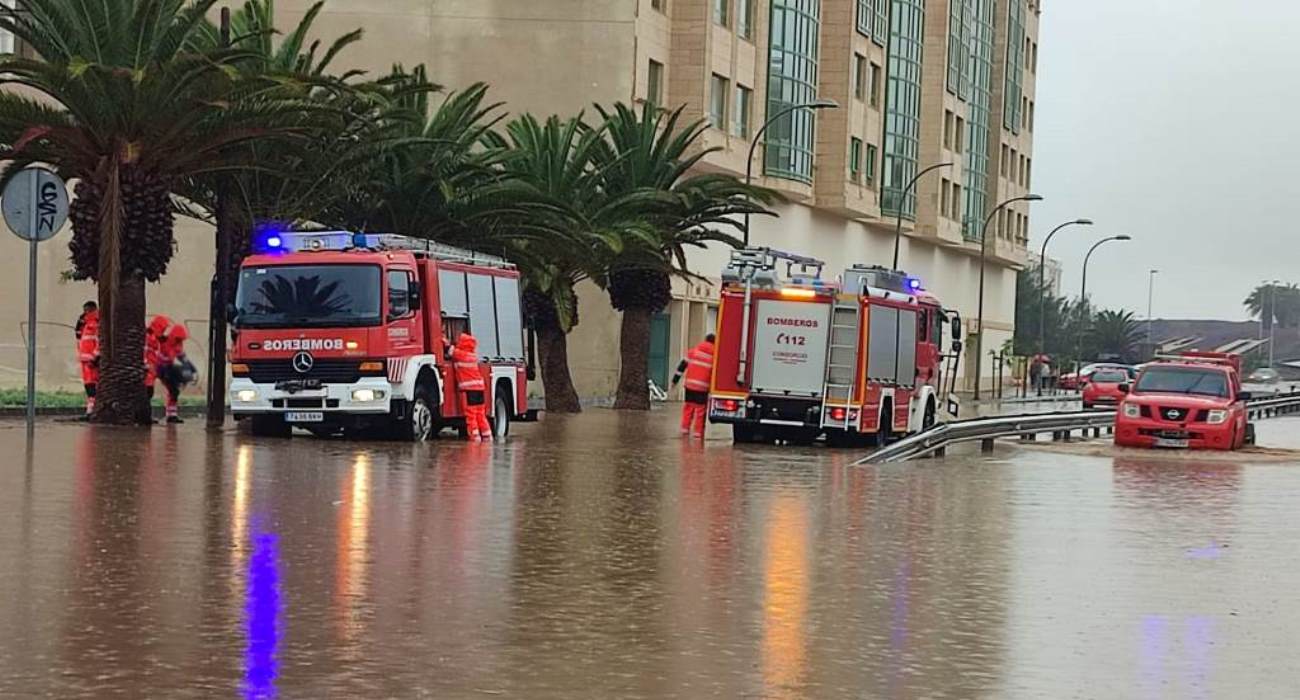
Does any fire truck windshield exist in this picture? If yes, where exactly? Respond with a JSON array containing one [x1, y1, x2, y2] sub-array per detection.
[[235, 264, 383, 328]]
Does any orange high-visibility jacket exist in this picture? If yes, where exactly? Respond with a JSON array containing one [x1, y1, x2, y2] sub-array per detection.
[[450, 333, 486, 392], [681, 340, 715, 393]]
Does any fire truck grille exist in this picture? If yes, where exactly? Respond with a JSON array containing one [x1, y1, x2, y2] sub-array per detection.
[[246, 360, 362, 384]]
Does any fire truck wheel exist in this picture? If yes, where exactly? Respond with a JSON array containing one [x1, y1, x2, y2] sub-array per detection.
[[874, 404, 893, 447], [492, 394, 512, 439], [396, 383, 438, 442], [923, 400, 937, 431], [250, 415, 292, 438]]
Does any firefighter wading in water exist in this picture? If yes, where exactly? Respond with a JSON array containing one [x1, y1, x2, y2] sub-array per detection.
[[447, 332, 493, 441], [75, 301, 99, 418], [671, 333, 715, 439]]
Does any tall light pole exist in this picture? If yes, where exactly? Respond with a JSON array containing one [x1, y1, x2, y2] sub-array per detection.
[[743, 98, 839, 245], [1037, 218, 1093, 392], [891, 162, 953, 269], [974, 193, 1043, 400], [1146, 269, 1159, 351], [1080, 234, 1132, 303]]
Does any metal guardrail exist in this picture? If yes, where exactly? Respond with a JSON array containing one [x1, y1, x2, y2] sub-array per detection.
[[857, 391, 1300, 465]]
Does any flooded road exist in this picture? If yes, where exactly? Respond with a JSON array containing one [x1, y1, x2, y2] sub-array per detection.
[[2, 411, 1300, 698]]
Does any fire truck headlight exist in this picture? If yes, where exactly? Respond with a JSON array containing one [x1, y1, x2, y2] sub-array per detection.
[[351, 389, 385, 403], [235, 390, 258, 403]]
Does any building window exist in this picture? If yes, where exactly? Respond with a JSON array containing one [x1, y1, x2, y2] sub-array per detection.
[[1019, 154, 1027, 186], [955, 115, 965, 153], [1025, 157, 1032, 187], [869, 62, 882, 107], [714, 0, 730, 27], [1009, 148, 1018, 181], [738, 0, 754, 38], [651, 0, 666, 12], [1022, 96, 1029, 130], [647, 59, 664, 106], [765, 0, 822, 182], [882, 0, 925, 219], [733, 84, 752, 137], [1004, 0, 1026, 133], [709, 74, 729, 130], [850, 137, 863, 181], [951, 182, 962, 219], [940, 178, 951, 218], [856, 0, 871, 37], [943, 111, 954, 150], [1000, 144, 1009, 177], [872, 0, 888, 46], [866, 143, 877, 184], [960, 0, 995, 241], [853, 54, 867, 100], [1032, 42, 1039, 72], [1028, 100, 1035, 131]]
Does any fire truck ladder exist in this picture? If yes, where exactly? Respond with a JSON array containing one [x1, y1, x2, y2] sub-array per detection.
[[820, 296, 863, 431]]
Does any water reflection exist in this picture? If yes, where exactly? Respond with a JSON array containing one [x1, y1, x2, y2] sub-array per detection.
[[243, 528, 282, 700], [335, 452, 372, 646], [761, 492, 810, 700]]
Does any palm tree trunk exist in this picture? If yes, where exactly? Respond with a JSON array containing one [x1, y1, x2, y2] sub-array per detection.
[[95, 275, 150, 424], [91, 156, 151, 425], [537, 325, 582, 413], [613, 308, 652, 410]]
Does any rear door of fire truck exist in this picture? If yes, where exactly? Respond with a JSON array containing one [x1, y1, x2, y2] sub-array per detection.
[[748, 295, 832, 398]]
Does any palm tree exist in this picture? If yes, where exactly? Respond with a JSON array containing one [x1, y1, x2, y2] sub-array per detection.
[[0, 0, 315, 424], [1090, 310, 1141, 361], [1244, 284, 1278, 331], [589, 103, 774, 410]]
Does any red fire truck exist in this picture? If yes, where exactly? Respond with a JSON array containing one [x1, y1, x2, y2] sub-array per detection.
[[229, 231, 529, 440], [708, 248, 962, 446]]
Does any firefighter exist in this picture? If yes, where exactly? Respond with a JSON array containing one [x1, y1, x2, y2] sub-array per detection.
[[671, 333, 715, 439], [447, 332, 492, 441], [75, 302, 99, 418], [158, 323, 197, 424]]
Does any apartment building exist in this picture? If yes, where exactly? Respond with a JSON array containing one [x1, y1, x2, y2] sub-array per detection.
[[0, 0, 1043, 397]]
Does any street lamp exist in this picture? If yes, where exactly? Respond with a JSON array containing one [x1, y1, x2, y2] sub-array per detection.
[[1036, 218, 1093, 393], [1146, 269, 1159, 349], [891, 162, 954, 270], [974, 193, 1044, 400], [1080, 234, 1132, 303], [743, 98, 839, 245]]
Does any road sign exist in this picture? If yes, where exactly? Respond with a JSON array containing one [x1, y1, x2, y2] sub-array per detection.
[[1, 167, 70, 430], [3, 168, 69, 242]]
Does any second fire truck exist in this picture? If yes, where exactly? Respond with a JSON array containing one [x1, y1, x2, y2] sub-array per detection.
[[708, 248, 962, 446]]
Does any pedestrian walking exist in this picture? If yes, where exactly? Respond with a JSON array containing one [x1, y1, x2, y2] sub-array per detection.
[[447, 332, 492, 441], [75, 302, 99, 418], [671, 333, 715, 439]]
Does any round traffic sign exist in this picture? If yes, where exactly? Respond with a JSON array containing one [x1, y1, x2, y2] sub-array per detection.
[[3, 167, 69, 242]]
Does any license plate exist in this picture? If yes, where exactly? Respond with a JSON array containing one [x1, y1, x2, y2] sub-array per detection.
[[1154, 437, 1189, 448], [285, 411, 324, 423]]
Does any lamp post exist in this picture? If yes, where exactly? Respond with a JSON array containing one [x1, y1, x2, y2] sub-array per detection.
[[1036, 218, 1093, 394], [891, 162, 953, 270], [743, 98, 839, 245], [1146, 268, 1159, 351], [1080, 234, 1132, 303], [974, 193, 1043, 400]]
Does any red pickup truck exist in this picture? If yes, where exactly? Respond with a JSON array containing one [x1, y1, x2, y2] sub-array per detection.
[[1115, 352, 1253, 451]]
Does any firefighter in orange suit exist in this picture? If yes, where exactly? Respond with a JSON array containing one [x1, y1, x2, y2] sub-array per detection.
[[158, 323, 196, 424], [447, 332, 493, 441], [144, 314, 172, 393], [671, 333, 715, 439], [75, 302, 99, 418]]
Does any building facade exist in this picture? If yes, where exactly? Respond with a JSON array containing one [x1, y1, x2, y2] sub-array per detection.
[[0, 0, 1042, 399]]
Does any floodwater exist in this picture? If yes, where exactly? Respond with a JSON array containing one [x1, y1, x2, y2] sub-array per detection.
[[2, 411, 1300, 699]]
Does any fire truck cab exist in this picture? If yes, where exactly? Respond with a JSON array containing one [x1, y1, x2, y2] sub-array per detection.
[[709, 248, 961, 446], [229, 232, 529, 440]]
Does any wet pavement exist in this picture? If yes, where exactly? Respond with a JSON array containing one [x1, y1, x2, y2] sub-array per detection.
[[2, 411, 1300, 698]]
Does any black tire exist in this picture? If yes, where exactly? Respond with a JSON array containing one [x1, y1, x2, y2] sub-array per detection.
[[393, 382, 438, 442], [923, 400, 937, 431], [874, 403, 894, 448], [250, 414, 292, 438], [492, 392, 512, 439], [1244, 423, 1257, 446]]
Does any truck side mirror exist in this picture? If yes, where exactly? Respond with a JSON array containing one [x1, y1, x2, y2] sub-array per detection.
[[409, 281, 421, 309], [1119, 383, 1130, 394], [950, 317, 963, 342]]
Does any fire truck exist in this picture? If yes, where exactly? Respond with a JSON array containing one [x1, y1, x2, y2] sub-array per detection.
[[708, 248, 962, 446], [228, 231, 529, 440]]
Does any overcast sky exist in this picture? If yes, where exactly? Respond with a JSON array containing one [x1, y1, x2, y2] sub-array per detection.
[[1033, 0, 1298, 321]]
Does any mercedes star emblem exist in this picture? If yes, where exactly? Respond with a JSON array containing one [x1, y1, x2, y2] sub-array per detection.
[[291, 351, 315, 374]]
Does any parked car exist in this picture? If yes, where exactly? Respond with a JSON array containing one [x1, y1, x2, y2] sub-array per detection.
[[1247, 367, 1280, 384], [1082, 369, 1130, 408], [1115, 353, 1252, 451]]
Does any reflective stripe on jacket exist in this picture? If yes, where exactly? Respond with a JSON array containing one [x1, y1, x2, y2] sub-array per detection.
[[451, 347, 486, 391], [683, 341, 715, 392]]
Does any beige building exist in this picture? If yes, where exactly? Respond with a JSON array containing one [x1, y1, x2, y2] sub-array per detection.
[[1, 0, 1042, 400]]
